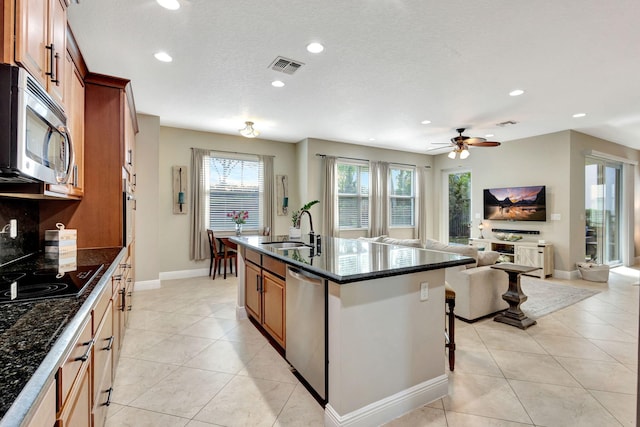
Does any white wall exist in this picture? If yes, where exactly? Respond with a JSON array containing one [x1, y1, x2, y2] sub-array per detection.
[[134, 114, 160, 282], [430, 130, 640, 274], [569, 131, 640, 265], [297, 138, 435, 238], [156, 126, 298, 275], [134, 120, 639, 280]]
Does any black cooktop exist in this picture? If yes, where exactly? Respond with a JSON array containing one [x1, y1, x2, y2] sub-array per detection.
[[0, 264, 104, 304]]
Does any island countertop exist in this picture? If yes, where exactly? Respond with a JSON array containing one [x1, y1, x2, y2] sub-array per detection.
[[230, 235, 474, 284], [0, 247, 126, 426]]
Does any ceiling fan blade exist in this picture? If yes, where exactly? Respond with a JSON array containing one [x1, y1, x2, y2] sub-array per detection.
[[426, 146, 451, 152], [465, 137, 487, 144], [467, 141, 501, 147]]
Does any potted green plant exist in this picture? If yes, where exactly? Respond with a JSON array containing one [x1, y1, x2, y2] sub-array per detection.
[[289, 200, 319, 238]]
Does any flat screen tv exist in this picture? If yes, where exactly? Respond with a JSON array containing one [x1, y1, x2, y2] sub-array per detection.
[[483, 185, 546, 221]]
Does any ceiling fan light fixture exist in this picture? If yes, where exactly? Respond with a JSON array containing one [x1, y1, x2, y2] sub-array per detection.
[[448, 150, 457, 159], [460, 148, 470, 159], [239, 121, 260, 138]]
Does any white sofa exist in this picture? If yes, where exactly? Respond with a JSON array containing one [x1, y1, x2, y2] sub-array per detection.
[[364, 236, 508, 321]]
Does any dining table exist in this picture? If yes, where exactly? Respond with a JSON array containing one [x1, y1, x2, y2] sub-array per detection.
[[216, 236, 238, 279]]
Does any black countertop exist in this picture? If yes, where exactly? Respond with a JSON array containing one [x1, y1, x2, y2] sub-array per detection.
[[0, 247, 126, 427], [231, 235, 475, 283]]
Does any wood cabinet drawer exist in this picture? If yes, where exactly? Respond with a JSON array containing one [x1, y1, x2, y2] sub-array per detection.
[[92, 286, 111, 335], [58, 316, 92, 410], [92, 300, 113, 404], [263, 255, 286, 278], [245, 248, 261, 266]]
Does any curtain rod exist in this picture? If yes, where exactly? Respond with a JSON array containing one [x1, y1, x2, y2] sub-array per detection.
[[192, 147, 274, 158], [315, 153, 430, 168]]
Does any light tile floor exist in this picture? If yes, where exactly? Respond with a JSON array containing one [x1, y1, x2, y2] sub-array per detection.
[[108, 266, 639, 427]]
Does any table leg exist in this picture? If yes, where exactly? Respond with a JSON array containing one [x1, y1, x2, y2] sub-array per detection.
[[223, 245, 227, 280], [494, 271, 537, 329]]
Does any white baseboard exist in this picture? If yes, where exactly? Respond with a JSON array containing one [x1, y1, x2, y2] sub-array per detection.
[[553, 269, 580, 280], [324, 374, 448, 427], [134, 279, 161, 291], [236, 305, 248, 319], [159, 268, 209, 281]]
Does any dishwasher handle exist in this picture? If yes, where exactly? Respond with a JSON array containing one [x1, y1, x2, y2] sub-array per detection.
[[287, 267, 324, 286]]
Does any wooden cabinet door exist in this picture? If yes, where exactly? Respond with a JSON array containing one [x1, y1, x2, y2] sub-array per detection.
[[46, 0, 65, 105], [57, 364, 91, 427], [15, 0, 48, 86], [68, 51, 84, 193], [262, 271, 285, 348], [25, 380, 56, 427], [244, 262, 262, 321], [14, 0, 66, 104], [46, 51, 84, 198], [123, 96, 135, 179]]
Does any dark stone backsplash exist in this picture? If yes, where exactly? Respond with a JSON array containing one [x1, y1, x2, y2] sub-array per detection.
[[0, 200, 39, 266]]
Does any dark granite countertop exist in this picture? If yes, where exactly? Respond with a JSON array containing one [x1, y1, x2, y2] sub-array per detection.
[[0, 247, 126, 427], [231, 235, 474, 284]]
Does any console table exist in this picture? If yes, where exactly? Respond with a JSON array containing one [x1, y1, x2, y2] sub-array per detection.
[[491, 264, 539, 329], [470, 238, 554, 278]]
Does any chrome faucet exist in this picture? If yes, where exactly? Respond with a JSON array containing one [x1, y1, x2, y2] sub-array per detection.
[[298, 209, 314, 234]]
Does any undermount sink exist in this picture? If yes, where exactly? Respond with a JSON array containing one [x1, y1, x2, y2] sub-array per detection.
[[261, 241, 312, 250]]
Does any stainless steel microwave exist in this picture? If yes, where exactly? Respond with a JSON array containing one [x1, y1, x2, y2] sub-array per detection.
[[0, 64, 73, 184]]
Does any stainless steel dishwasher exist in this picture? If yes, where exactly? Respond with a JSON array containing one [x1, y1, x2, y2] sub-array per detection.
[[286, 266, 327, 401]]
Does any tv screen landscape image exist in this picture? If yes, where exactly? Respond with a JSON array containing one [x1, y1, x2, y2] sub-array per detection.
[[483, 186, 546, 221]]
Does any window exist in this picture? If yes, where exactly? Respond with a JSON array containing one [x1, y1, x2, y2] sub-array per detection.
[[389, 166, 415, 227], [446, 171, 471, 245], [207, 153, 263, 232], [337, 162, 369, 229], [585, 157, 622, 265]]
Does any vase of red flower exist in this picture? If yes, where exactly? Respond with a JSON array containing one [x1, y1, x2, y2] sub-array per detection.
[[227, 210, 249, 235]]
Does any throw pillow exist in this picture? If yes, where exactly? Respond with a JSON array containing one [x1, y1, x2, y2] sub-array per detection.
[[477, 250, 500, 266], [380, 237, 423, 248]]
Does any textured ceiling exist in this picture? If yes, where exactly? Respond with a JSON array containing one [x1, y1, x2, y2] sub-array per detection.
[[67, 0, 640, 154]]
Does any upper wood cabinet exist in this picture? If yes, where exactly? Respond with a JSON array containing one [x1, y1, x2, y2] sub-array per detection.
[[14, 0, 68, 107], [46, 48, 84, 198]]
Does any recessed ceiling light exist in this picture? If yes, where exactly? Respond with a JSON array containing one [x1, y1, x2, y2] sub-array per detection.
[[573, 113, 587, 118], [421, 120, 432, 125], [154, 51, 173, 62], [156, 0, 180, 10], [509, 89, 525, 97], [271, 80, 285, 88], [368, 138, 375, 141], [485, 134, 494, 138], [306, 42, 324, 53]]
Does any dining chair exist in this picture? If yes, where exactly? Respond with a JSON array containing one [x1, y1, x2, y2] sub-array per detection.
[[206, 229, 237, 280]]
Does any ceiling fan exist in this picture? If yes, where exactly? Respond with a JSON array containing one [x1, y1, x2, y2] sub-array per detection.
[[429, 128, 501, 159]]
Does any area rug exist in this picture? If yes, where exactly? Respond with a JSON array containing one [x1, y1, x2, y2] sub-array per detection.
[[519, 276, 600, 319]]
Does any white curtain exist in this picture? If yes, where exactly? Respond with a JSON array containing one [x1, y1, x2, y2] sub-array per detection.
[[260, 155, 275, 235], [416, 166, 429, 242], [369, 161, 389, 237], [189, 148, 210, 261], [322, 156, 338, 236]]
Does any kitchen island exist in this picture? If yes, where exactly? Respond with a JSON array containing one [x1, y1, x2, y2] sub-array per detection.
[[232, 235, 474, 427]]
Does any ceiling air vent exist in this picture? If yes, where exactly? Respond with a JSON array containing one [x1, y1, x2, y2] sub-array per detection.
[[496, 120, 518, 127], [269, 56, 304, 75]]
